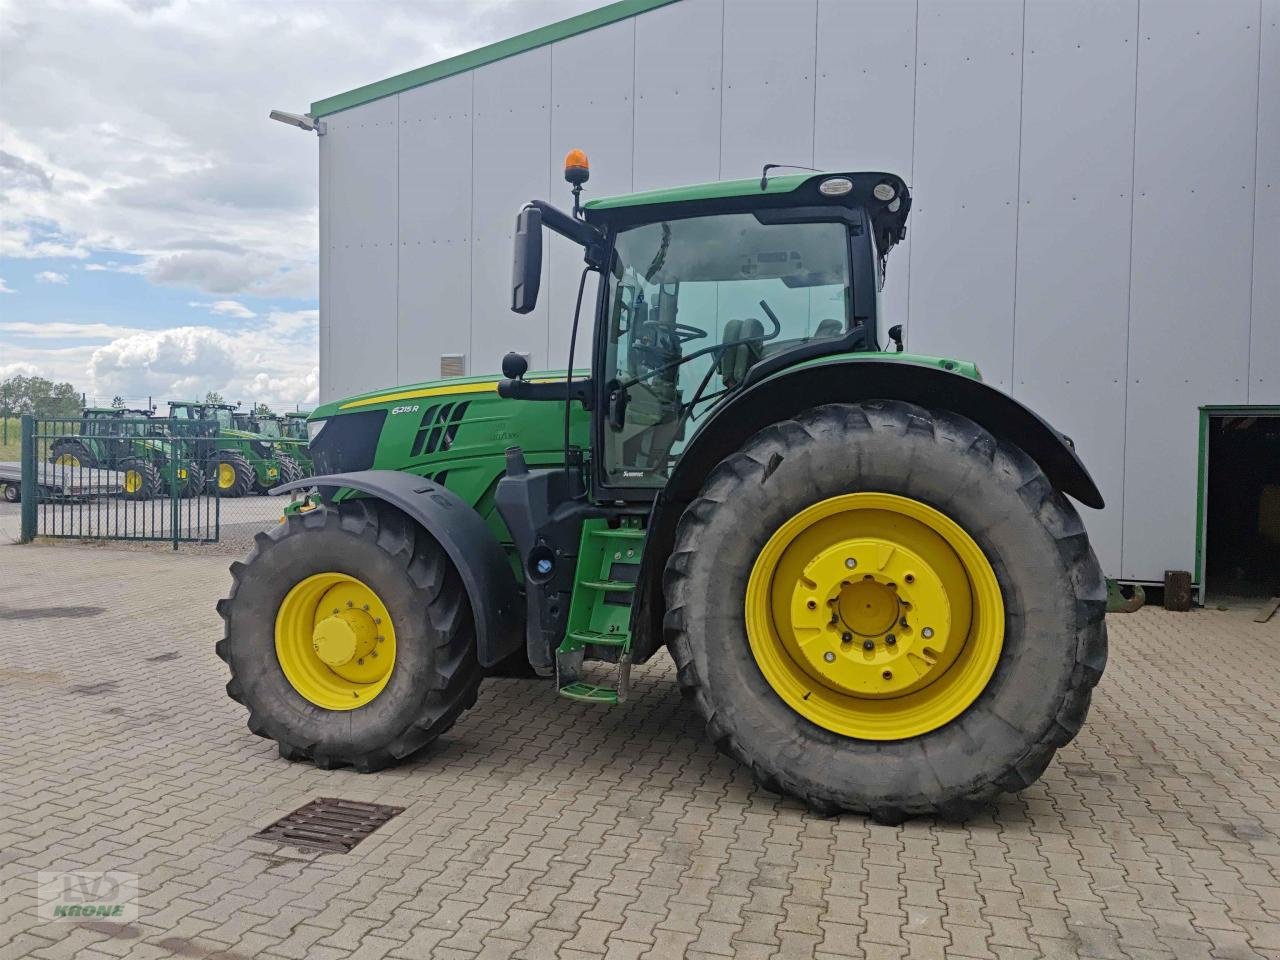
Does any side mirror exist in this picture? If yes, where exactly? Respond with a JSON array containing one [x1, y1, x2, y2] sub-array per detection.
[[511, 204, 543, 314]]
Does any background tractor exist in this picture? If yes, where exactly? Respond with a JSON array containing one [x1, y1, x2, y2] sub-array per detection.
[[233, 410, 306, 484], [280, 412, 315, 475], [48, 407, 204, 500], [167, 401, 280, 497], [218, 159, 1107, 821]]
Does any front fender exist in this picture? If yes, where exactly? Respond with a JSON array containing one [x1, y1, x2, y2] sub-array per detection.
[[274, 470, 522, 668]]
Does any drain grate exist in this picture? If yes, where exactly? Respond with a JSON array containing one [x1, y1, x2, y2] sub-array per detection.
[[253, 798, 404, 853]]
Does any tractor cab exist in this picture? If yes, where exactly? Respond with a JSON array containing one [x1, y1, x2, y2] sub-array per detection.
[[503, 160, 910, 500], [168, 401, 236, 437]]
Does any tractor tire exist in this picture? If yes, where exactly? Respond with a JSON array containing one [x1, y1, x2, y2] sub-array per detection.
[[211, 451, 254, 498], [216, 499, 481, 772], [119, 457, 161, 501], [180, 462, 206, 498], [276, 453, 304, 487], [49, 439, 96, 469], [664, 400, 1107, 822]]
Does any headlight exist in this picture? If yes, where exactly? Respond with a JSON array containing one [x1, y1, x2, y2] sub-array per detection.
[[307, 418, 327, 442]]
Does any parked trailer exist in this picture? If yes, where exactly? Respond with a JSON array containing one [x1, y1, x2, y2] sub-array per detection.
[[0, 461, 128, 502]]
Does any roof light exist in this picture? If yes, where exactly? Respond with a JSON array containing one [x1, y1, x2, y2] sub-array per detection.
[[873, 182, 897, 202], [819, 177, 853, 196], [564, 149, 590, 186]]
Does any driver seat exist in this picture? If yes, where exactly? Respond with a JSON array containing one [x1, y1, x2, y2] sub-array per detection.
[[718, 317, 765, 388]]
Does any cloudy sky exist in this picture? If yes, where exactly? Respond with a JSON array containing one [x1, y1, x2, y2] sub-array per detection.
[[0, 0, 597, 409]]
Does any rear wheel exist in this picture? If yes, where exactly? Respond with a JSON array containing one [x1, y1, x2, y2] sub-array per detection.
[[664, 400, 1107, 821], [2, 483, 18, 503], [119, 458, 160, 501], [216, 500, 481, 771], [211, 451, 253, 498], [49, 439, 96, 469]]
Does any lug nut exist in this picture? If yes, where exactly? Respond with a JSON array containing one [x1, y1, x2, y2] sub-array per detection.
[[362, 604, 370, 611], [823, 651, 835, 663], [842, 632, 853, 643], [862, 640, 875, 651], [807, 599, 817, 610], [375, 618, 382, 625], [885, 635, 896, 646], [845, 558, 857, 569], [922, 627, 934, 639], [900, 618, 909, 628], [357, 658, 364, 665], [905, 574, 915, 584], [882, 670, 893, 680]]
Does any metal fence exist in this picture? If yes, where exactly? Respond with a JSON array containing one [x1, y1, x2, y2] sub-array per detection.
[[7, 415, 307, 551]]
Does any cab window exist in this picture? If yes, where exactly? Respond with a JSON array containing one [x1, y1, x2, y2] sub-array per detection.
[[601, 213, 853, 485]]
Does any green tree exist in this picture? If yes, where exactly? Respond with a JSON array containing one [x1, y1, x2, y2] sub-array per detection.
[[111, 395, 125, 408], [0, 374, 83, 418], [252, 402, 273, 416], [204, 391, 225, 405]]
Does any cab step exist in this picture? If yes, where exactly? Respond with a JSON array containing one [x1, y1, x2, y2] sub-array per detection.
[[556, 519, 643, 705]]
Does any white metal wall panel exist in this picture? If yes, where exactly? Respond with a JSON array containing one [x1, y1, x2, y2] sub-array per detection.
[[397, 73, 473, 385], [1251, 0, 1280, 403], [813, 0, 917, 346], [1012, 0, 1139, 575], [632, 0, 724, 191], [547, 19, 636, 368], [908, 0, 1024, 391], [719, 0, 817, 180], [470, 49, 553, 375], [1121, 0, 1261, 579], [318, 128, 332, 401], [323, 98, 399, 401]]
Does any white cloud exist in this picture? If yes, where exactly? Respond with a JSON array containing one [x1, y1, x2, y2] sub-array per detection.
[[0, 320, 147, 340], [0, 0, 600, 297], [0, 278, 14, 294], [35, 270, 68, 284], [0, 361, 40, 379], [188, 299, 255, 319]]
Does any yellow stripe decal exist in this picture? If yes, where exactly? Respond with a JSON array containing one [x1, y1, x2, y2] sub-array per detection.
[[338, 377, 563, 410]]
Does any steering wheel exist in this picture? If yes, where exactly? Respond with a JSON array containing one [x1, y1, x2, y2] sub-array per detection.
[[670, 322, 707, 344]]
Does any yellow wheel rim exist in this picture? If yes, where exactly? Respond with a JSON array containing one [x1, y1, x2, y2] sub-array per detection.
[[55, 454, 80, 466], [275, 572, 397, 710], [745, 493, 1004, 740], [123, 470, 143, 493], [217, 463, 236, 488]]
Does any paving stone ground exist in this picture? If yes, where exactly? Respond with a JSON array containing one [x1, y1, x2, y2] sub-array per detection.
[[1, 538, 1278, 960]]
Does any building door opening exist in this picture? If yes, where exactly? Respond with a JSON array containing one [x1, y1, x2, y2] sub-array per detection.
[[1201, 410, 1280, 601]]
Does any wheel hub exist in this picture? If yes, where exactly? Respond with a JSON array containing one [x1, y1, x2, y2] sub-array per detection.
[[312, 609, 377, 667], [788, 538, 954, 698], [745, 492, 1004, 740]]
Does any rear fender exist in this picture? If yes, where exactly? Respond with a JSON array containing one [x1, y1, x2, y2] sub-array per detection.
[[274, 470, 523, 668], [629, 357, 1104, 663]]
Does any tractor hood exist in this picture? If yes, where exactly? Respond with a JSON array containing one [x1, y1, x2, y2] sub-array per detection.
[[306, 370, 589, 479]]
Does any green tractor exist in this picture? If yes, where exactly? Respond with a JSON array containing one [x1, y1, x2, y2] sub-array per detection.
[[233, 411, 306, 485], [218, 160, 1107, 821], [280, 412, 315, 475], [49, 407, 204, 499], [167, 401, 280, 497]]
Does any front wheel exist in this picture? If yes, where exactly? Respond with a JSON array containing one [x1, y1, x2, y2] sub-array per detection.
[[216, 500, 482, 771], [119, 458, 160, 501], [664, 400, 1107, 821]]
